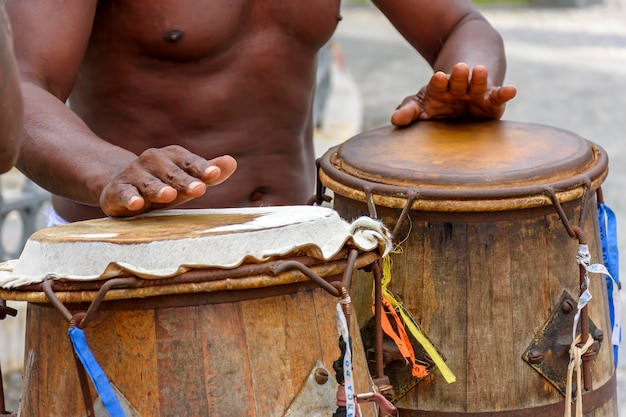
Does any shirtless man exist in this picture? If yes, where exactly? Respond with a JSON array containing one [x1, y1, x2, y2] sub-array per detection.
[[0, 4, 22, 174], [5, 1, 516, 222]]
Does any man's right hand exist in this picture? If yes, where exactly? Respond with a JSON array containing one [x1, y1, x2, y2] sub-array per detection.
[[99, 145, 237, 217]]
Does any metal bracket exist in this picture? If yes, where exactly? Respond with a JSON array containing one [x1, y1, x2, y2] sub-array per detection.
[[283, 361, 338, 416], [522, 291, 603, 396]]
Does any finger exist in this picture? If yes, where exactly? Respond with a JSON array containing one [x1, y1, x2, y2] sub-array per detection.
[[100, 183, 148, 217], [499, 84, 517, 101], [468, 65, 489, 98], [203, 155, 237, 185], [447, 63, 470, 95], [426, 71, 448, 96], [486, 85, 517, 107], [163, 148, 236, 186], [391, 97, 423, 126]]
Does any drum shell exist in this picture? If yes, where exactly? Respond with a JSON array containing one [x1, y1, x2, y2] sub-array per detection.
[[17, 280, 376, 417], [333, 195, 616, 416], [318, 121, 616, 415]]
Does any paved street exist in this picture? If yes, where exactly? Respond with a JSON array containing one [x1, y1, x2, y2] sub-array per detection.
[[331, 2, 626, 414]]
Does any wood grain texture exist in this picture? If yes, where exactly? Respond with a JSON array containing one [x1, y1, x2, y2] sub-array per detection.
[[17, 283, 377, 416], [332, 195, 617, 416]]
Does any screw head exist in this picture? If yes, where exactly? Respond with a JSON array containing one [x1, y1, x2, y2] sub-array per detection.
[[528, 350, 544, 364], [315, 368, 329, 385]]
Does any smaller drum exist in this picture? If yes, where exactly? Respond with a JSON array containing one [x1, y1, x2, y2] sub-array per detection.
[[317, 120, 617, 416], [0, 206, 391, 417]]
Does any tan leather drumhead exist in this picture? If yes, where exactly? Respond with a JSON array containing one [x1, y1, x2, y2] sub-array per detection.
[[319, 120, 608, 211]]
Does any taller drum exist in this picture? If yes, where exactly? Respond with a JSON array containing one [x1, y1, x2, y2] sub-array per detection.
[[317, 120, 617, 416]]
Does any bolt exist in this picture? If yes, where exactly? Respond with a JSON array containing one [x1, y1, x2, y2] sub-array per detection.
[[594, 328, 604, 343], [315, 368, 329, 385], [561, 299, 575, 314], [528, 350, 544, 364]]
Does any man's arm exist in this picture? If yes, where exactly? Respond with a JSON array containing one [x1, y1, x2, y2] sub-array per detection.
[[372, 0, 517, 125], [5, 0, 235, 217], [0, 4, 22, 173]]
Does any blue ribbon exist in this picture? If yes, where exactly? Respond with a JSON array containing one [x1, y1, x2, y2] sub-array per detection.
[[68, 327, 126, 417], [597, 202, 621, 366]]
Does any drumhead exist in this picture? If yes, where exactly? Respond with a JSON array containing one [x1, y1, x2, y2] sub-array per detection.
[[318, 120, 608, 212], [0, 205, 391, 289]]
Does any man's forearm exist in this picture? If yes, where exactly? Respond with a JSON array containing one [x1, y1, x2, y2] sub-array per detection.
[[0, 5, 22, 172], [433, 15, 507, 85], [17, 82, 138, 206]]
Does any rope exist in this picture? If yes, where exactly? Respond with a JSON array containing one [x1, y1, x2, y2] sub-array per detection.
[[564, 334, 595, 417]]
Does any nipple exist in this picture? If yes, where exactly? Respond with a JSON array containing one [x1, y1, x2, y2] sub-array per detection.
[[164, 29, 185, 43]]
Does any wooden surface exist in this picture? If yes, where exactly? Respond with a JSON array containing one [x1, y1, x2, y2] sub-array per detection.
[[320, 120, 616, 415], [337, 197, 616, 415], [19, 283, 377, 416]]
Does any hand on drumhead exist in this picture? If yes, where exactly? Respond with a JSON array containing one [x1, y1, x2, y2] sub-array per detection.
[[99, 146, 237, 217], [391, 63, 517, 126]]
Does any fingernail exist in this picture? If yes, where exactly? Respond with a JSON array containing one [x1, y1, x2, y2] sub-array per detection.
[[205, 165, 219, 177], [189, 180, 204, 190]]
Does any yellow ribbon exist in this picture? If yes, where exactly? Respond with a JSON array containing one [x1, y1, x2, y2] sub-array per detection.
[[378, 255, 456, 384]]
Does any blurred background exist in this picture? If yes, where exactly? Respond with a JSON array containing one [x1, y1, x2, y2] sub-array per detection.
[[2, 0, 625, 412]]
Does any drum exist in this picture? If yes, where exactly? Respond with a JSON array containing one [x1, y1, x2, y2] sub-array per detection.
[[316, 120, 617, 416], [0, 206, 392, 417]]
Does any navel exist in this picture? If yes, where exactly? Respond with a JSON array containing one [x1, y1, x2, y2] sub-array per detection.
[[164, 29, 185, 43], [249, 189, 266, 203]]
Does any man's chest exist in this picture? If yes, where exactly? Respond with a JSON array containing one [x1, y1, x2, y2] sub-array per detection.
[[91, 0, 342, 61]]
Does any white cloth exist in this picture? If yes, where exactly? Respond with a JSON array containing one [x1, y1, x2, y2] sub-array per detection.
[[0, 205, 391, 288], [45, 206, 70, 227]]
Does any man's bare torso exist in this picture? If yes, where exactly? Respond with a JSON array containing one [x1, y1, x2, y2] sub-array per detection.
[[55, 0, 341, 220]]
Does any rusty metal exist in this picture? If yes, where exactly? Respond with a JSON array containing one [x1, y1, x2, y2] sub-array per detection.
[[545, 183, 595, 392], [315, 368, 329, 385], [391, 191, 418, 240], [272, 260, 341, 297], [42, 278, 73, 322], [365, 187, 378, 219], [284, 361, 338, 416], [373, 260, 385, 380], [574, 226, 593, 391], [527, 350, 544, 365], [0, 298, 17, 320], [397, 371, 616, 416], [522, 291, 602, 396], [78, 277, 140, 328], [372, 375, 394, 401]]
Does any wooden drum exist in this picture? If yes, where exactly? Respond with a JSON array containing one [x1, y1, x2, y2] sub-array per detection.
[[317, 120, 617, 416], [0, 206, 392, 417]]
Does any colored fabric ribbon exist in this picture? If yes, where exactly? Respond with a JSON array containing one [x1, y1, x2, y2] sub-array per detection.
[[377, 256, 456, 384], [597, 202, 621, 365], [68, 327, 126, 417], [336, 301, 361, 417]]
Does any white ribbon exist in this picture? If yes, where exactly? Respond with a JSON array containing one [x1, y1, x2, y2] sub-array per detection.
[[336, 301, 361, 417], [576, 244, 621, 347]]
